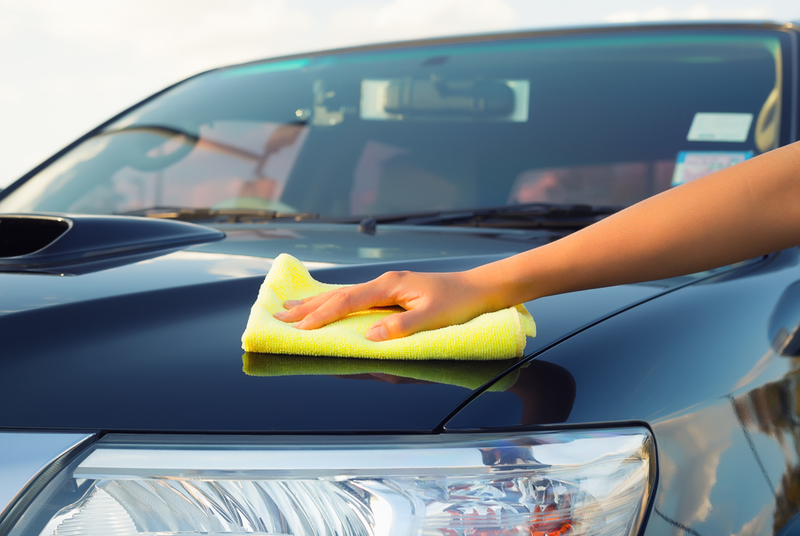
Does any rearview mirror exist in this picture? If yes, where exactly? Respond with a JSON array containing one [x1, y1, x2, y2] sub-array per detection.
[[361, 77, 529, 122]]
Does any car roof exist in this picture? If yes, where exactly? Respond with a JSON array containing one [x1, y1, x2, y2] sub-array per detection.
[[211, 19, 799, 77]]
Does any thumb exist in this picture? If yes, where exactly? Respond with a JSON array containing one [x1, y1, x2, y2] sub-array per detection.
[[365, 309, 432, 341]]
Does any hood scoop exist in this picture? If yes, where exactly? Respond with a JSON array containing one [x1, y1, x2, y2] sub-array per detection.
[[0, 214, 224, 274]]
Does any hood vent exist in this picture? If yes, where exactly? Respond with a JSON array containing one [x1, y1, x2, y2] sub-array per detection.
[[0, 216, 70, 257], [0, 214, 224, 274]]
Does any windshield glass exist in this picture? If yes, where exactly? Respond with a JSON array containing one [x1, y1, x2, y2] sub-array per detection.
[[0, 28, 790, 218]]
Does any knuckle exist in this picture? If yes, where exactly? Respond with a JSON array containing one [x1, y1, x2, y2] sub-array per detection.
[[376, 271, 395, 282], [379, 270, 408, 284], [330, 289, 351, 304], [326, 289, 355, 313]]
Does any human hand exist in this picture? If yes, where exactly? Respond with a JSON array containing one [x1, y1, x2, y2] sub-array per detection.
[[272, 270, 494, 341]]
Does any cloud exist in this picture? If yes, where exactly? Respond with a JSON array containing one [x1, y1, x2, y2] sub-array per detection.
[[10, 0, 516, 78], [653, 406, 734, 527], [6, 0, 317, 77], [322, 0, 516, 49], [605, 3, 772, 23], [730, 504, 771, 536]]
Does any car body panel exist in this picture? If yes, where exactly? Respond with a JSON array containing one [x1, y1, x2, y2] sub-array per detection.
[[0, 20, 799, 536], [447, 247, 800, 535], [0, 227, 697, 433], [0, 433, 94, 519]]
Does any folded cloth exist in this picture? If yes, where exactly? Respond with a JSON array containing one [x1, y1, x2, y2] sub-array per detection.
[[241, 253, 535, 360], [242, 353, 520, 391]]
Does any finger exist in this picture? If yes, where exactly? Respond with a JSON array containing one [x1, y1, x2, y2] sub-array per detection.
[[273, 290, 338, 322], [365, 323, 389, 341], [286, 288, 339, 310], [281, 288, 338, 310], [365, 306, 438, 341], [292, 279, 401, 330]]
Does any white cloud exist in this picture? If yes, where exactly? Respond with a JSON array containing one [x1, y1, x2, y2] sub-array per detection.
[[0, 10, 22, 42], [0, 83, 22, 106], [322, 0, 516, 48], [9, 0, 316, 76], [730, 504, 771, 536], [653, 406, 734, 527], [11, 0, 515, 78], [605, 3, 772, 23]]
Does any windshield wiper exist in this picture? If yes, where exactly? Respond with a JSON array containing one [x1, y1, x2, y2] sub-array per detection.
[[116, 202, 621, 229], [339, 203, 623, 230], [115, 207, 322, 223]]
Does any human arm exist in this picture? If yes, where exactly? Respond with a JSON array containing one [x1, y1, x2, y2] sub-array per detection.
[[275, 141, 800, 341]]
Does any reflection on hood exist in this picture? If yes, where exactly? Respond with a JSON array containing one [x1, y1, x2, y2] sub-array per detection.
[[243, 353, 520, 392]]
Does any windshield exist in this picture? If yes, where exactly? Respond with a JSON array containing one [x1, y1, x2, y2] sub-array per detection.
[[0, 27, 790, 219]]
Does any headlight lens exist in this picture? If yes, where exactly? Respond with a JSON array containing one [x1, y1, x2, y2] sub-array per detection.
[[5, 429, 654, 536]]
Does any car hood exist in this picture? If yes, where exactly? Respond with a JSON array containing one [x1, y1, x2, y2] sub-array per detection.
[[0, 221, 705, 433]]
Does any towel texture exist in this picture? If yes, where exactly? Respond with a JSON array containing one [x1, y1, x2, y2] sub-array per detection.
[[241, 253, 535, 360], [243, 353, 520, 391]]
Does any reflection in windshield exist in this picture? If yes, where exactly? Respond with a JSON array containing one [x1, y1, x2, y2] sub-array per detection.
[[508, 160, 677, 206], [3, 122, 307, 215], [0, 29, 788, 219]]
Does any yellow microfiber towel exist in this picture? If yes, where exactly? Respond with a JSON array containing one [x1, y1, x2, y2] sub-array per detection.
[[241, 253, 535, 360], [242, 353, 520, 391]]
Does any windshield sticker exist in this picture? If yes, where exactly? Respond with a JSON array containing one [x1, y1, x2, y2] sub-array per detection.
[[671, 151, 753, 186], [687, 113, 753, 142]]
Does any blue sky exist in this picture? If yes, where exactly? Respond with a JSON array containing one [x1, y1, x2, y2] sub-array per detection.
[[0, 0, 798, 187]]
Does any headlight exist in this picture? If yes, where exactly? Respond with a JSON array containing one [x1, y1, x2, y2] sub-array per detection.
[[3, 429, 654, 536]]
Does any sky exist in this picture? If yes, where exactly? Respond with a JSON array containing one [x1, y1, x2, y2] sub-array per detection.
[[0, 0, 798, 188]]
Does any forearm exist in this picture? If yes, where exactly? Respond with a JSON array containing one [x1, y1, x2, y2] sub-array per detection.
[[281, 142, 800, 341], [470, 141, 800, 309]]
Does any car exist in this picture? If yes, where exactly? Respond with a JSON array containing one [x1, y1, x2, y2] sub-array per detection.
[[1, 19, 799, 536]]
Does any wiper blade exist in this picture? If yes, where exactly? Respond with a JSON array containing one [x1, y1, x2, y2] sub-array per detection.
[[116, 203, 621, 229], [348, 203, 623, 230], [115, 207, 321, 223]]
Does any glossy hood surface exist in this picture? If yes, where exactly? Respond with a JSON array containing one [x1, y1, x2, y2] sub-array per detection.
[[0, 221, 702, 433]]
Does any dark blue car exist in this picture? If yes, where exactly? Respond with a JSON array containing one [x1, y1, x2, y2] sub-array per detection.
[[1, 21, 799, 536]]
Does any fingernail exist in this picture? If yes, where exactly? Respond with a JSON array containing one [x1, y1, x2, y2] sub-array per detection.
[[273, 311, 288, 320], [293, 320, 307, 330], [284, 300, 302, 309], [366, 325, 388, 342]]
